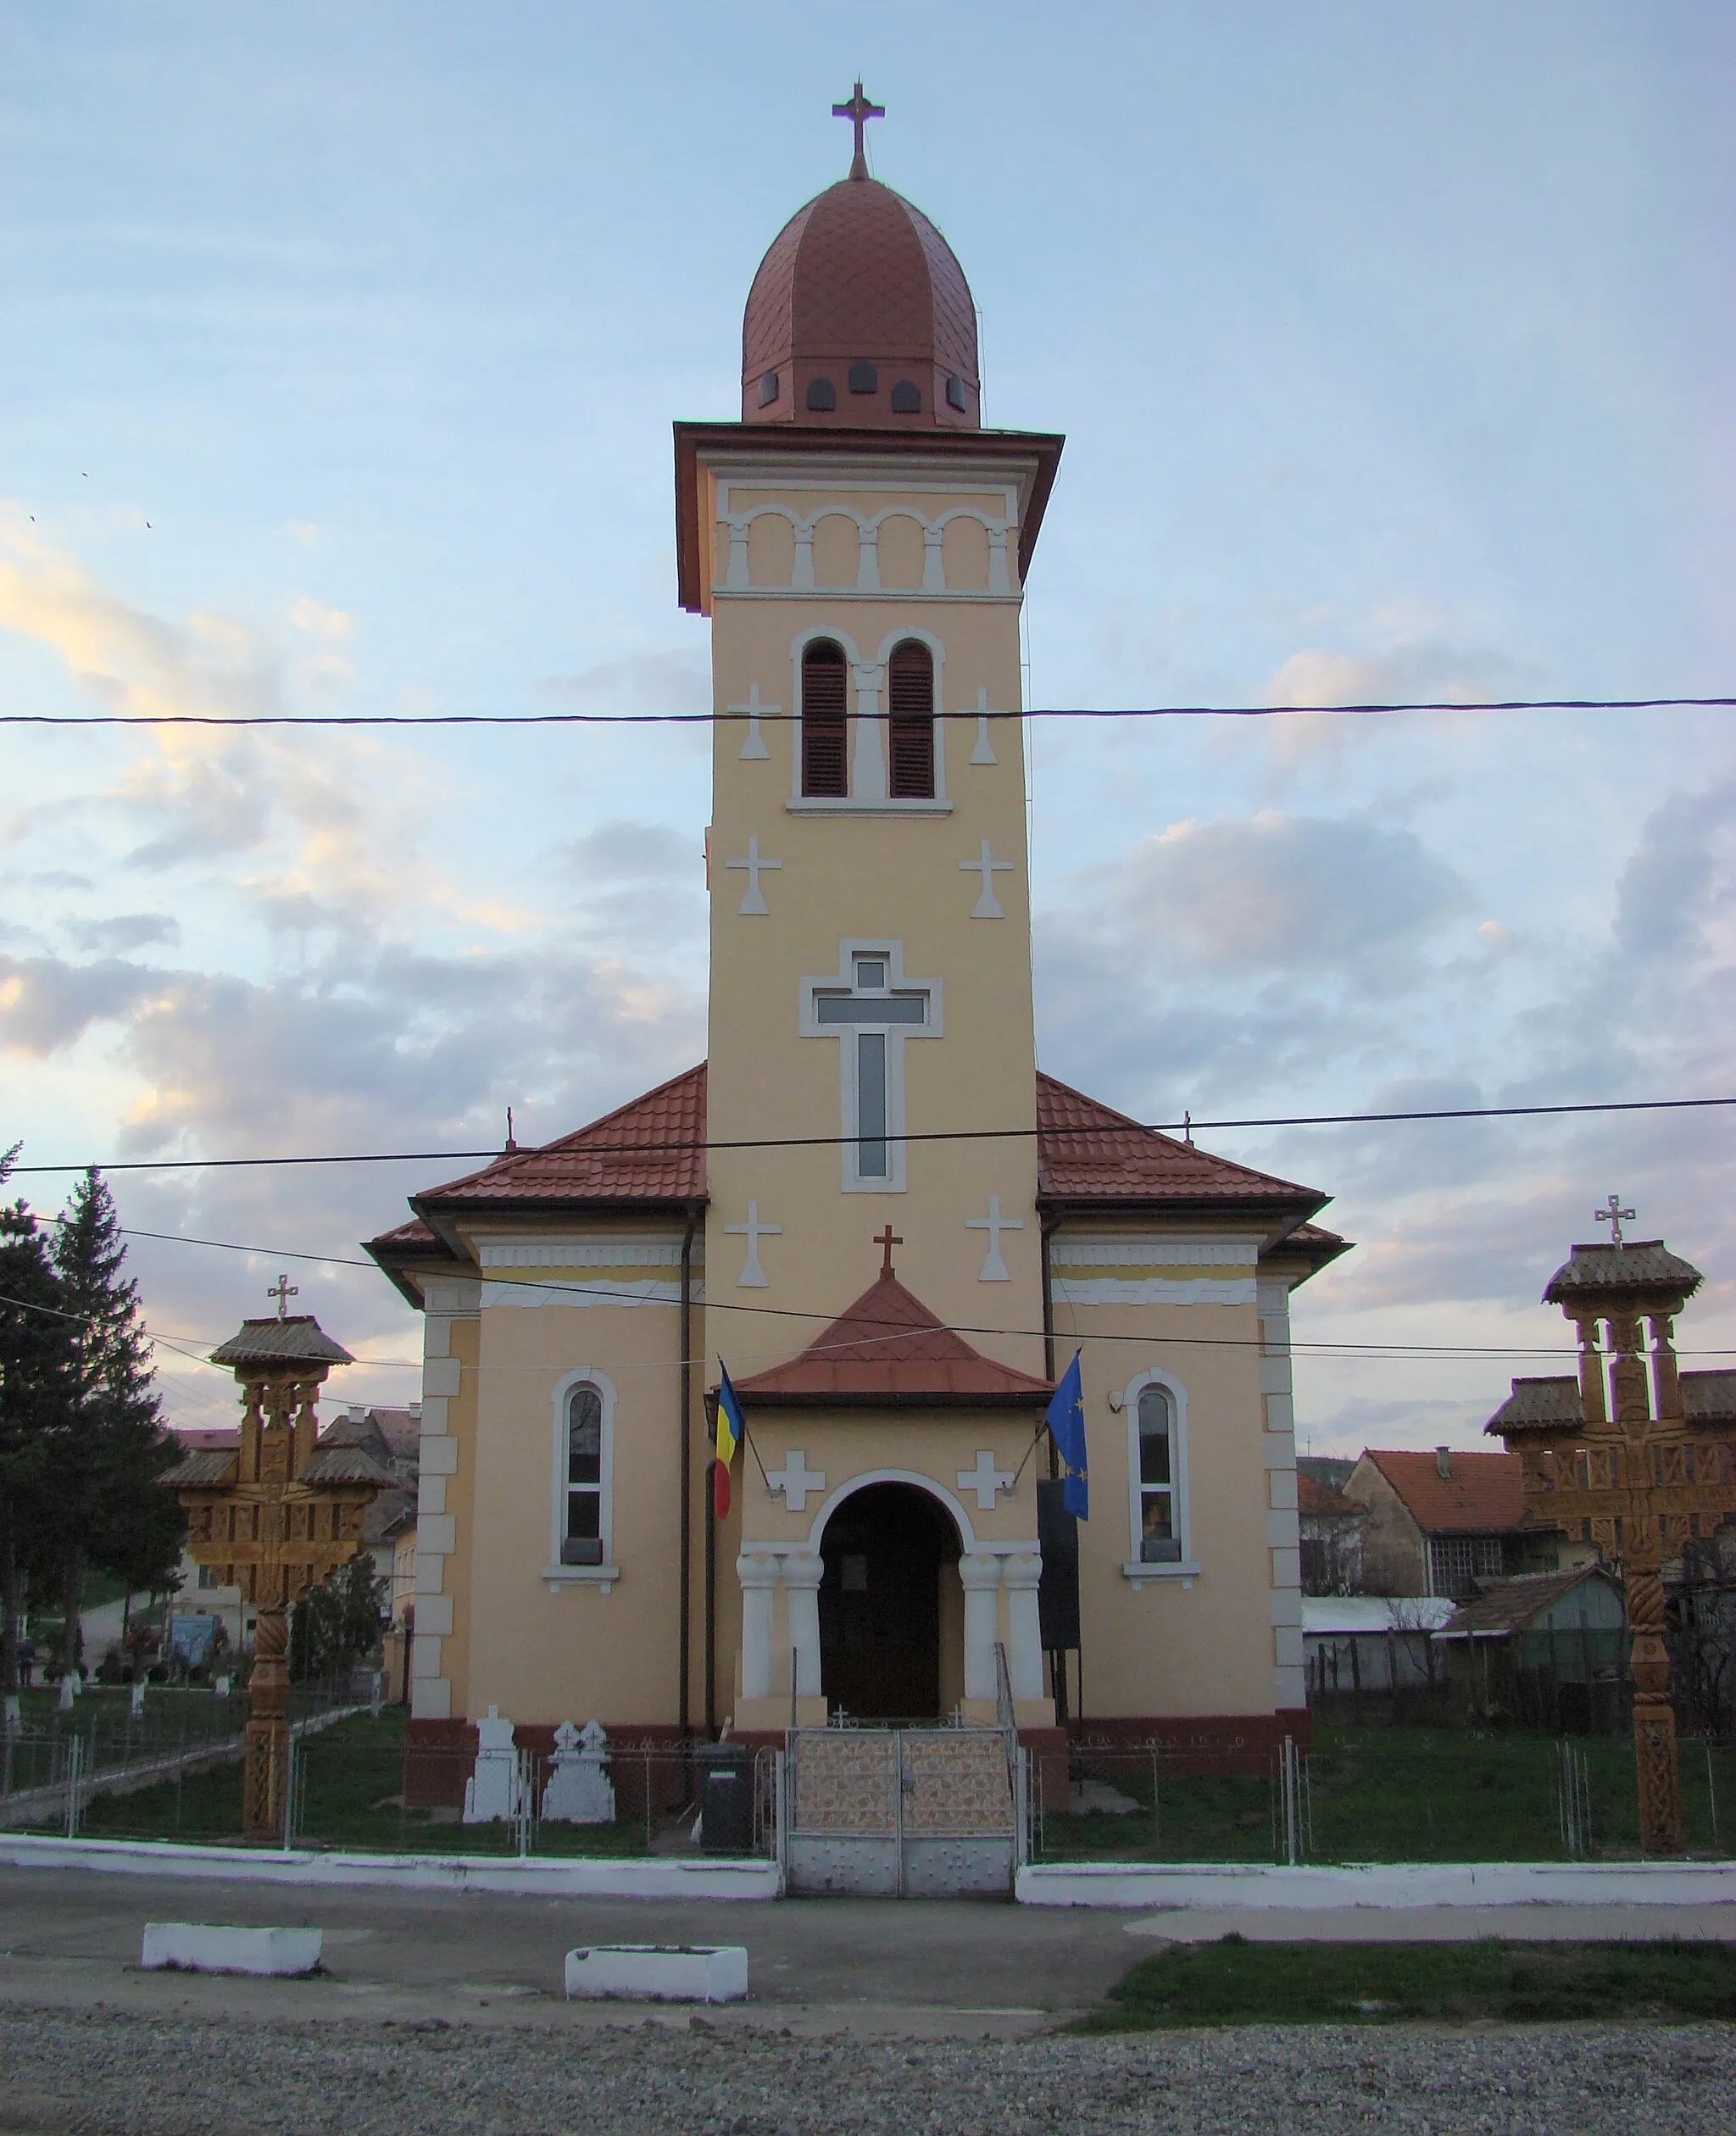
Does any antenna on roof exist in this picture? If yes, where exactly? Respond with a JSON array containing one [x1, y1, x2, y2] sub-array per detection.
[[504, 1105, 518, 1156], [1182, 1110, 1194, 1148]]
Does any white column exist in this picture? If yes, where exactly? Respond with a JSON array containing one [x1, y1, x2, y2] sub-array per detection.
[[1002, 1550, 1045, 1699], [851, 662, 887, 800], [737, 1553, 779, 1701], [960, 1552, 1002, 1702], [782, 1551, 825, 1699]]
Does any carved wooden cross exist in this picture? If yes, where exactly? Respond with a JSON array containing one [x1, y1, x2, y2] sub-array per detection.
[[267, 1275, 298, 1320], [832, 81, 885, 180], [873, 1224, 903, 1280]]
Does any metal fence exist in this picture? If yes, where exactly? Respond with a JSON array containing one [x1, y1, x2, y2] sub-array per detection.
[[0, 1679, 375, 1837], [1027, 1727, 1736, 1866], [3, 1720, 782, 1861]]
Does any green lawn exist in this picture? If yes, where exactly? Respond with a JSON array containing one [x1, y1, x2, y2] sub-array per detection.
[[60, 1710, 683, 1857], [1077, 1936, 1736, 2030], [1034, 1727, 1736, 1865]]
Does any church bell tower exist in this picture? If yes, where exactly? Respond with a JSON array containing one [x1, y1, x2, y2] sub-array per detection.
[[674, 90, 1066, 1378]]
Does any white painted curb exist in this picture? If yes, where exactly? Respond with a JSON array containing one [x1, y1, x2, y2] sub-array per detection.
[[141, 1923, 323, 1976], [0, 1834, 780, 1901], [565, 1944, 748, 2003], [1015, 1860, 1736, 1910]]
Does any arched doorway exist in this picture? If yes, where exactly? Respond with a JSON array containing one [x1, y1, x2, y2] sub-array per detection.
[[817, 1482, 960, 1719]]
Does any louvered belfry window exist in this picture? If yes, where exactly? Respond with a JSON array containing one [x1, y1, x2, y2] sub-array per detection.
[[801, 641, 849, 797], [887, 639, 935, 798]]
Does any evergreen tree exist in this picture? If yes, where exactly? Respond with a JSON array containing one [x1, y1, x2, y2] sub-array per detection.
[[0, 1145, 79, 1716], [47, 1170, 182, 1678], [290, 1553, 387, 1683]]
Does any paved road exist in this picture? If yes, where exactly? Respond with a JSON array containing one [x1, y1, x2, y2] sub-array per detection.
[[0, 1865, 1128, 2036]]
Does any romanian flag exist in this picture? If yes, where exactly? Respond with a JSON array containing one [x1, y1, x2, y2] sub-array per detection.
[[714, 1363, 745, 1521]]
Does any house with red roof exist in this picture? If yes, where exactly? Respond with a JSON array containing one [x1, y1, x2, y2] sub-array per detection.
[[1341, 1448, 1583, 1600], [364, 96, 1350, 1820]]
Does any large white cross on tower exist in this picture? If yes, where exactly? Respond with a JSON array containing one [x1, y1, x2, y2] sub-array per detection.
[[723, 1199, 782, 1288], [765, 1449, 826, 1512], [957, 1449, 1014, 1510], [729, 682, 776, 761], [960, 837, 1015, 919], [726, 837, 782, 915], [965, 1193, 1023, 1282]]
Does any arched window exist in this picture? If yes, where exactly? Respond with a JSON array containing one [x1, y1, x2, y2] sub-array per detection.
[[1136, 1383, 1181, 1562], [563, 1383, 604, 1564], [801, 640, 849, 797], [886, 639, 935, 799]]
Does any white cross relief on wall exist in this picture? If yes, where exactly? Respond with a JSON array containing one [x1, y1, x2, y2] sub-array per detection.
[[726, 837, 782, 916], [723, 1200, 781, 1288], [958, 1449, 1015, 1510], [765, 1450, 826, 1513], [970, 686, 1002, 765], [965, 1194, 1023, 1282], [730, 682, 776, 761], [800, 942, 942, 1194], [960, 837, 1015, 919]]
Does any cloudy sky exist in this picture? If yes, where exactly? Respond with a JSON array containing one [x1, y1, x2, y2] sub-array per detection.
[[3, 3, 1733, 1452]]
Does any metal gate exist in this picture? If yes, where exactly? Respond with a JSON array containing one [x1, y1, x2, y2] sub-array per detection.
[[785, 1727, 1025, 1896]]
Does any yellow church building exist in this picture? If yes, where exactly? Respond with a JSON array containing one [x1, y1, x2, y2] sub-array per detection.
[[368, 97, 1347, 1788]]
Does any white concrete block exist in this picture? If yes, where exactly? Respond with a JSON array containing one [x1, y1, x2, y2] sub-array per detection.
[[423, 1357, 461, 1399], [1262, 1393, 1294, 1434], [409, 1676, 452, 1721], [418, 1514, 457, 1556], [1262, 1427, 1296, 1468], [411, 1633, 443, 1677], [415, 1553, 446, 1596], [1269, 1588, 1304, 1627], [1266, 1508, 1300, 1550], [1273, 1664, 1307, 1709], [418, 1474, 448, 1516], [564, 1944, 747, 2003], [420, 1435, 459, 1475], [1270, 1547, 1301, 1589], [415, 1593, 454, 1638], [1273, 1625, 1305, 1668], [141, 1923, 322, 1977], [423, 1316, 452, 1360], [418, 1397, 449, 1433], [1259, 1358, 1293, 1397], [1267, 1469, 1298, 1511]]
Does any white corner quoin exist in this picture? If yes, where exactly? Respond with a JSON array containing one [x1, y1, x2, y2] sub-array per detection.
[[141, 1922, 324, 1977], [565, 1943, 748, 2003]]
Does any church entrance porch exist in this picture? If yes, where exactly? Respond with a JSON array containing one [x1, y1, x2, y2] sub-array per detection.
[[817, 1482, 960, 1721]]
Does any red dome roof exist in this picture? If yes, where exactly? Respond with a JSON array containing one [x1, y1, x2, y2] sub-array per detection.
[[741, 175, 980, 430]]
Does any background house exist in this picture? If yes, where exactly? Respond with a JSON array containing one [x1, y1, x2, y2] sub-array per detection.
[[1297, 1459, 1367, 1595], [1342, 1447, 1583, 1599], [1434, 1565, 1628, 1728]]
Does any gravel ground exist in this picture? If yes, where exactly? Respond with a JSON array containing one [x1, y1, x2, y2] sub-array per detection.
[[1, 2006, 1733, 2135]]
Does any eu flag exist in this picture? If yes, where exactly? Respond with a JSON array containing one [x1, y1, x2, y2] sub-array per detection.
[[1046, 1349, 1088, 1520]]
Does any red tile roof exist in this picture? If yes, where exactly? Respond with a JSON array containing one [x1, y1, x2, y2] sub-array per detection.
[[1298, 1475, 1359, 1518], [369, 1065, 1345, 1307], [730, 1271, 1053, 1408], [1034, 1073, 1324, 1210], [415, 1063, 707, 1213], [1362, 1449, 1532, 1536]]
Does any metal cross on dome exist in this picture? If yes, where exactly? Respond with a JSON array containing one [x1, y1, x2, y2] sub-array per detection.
[[873, 1224, 903, 1280], [832, 81, 885, 180], [1595, 1193, 1637, 1248], [267, 1274, 298, 1321]]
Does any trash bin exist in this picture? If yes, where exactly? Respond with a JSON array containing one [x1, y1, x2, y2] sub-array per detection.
[[697, 1745, 754, 1856]]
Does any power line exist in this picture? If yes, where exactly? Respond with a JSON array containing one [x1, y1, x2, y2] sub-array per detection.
[[3, 695, 1733, 730], [9, 1092, 1733, 1176]]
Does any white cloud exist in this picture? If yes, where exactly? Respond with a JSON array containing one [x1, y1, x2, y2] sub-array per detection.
[[288, 596, 357, 643]]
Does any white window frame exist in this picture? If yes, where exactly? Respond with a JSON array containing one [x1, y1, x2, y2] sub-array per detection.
[[544, 1366, 619, 1592], [800, 939, 943, 1193], [1121, 1367, 1201, 1588]]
